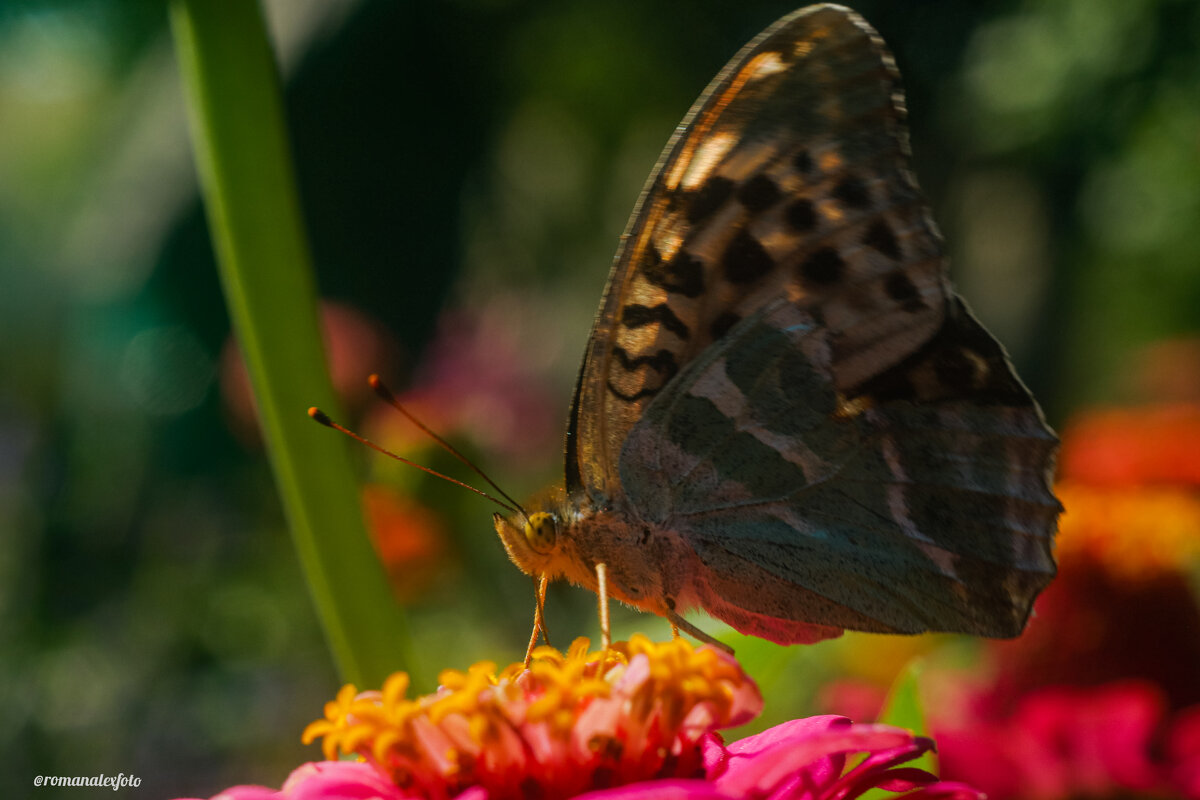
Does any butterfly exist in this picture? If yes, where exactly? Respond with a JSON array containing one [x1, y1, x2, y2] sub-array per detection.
[[492, 3, 1061, 650]]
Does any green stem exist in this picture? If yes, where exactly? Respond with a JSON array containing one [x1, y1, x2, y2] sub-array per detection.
[[169, 0, 414, 687]]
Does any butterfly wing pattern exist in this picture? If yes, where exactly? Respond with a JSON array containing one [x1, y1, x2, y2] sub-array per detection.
[[495, 4, 1061, 646]]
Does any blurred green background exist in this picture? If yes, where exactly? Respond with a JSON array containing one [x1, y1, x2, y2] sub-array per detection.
[[2, 0, 1198, 797]]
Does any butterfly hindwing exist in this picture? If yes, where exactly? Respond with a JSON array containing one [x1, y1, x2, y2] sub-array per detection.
[[503, 3, 1064, 645], [568, 5, 948, 504], [619, 300, 1059, 640]]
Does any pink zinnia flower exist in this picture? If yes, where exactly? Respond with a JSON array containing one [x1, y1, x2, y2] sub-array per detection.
[[180, 636, 978, 800], [938, 681, 1200, 800]]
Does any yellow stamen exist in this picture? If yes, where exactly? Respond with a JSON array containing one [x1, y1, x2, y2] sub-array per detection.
[[302, 635, 757, 793]]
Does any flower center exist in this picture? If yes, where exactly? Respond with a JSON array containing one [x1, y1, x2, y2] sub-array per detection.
[[302, 634, 761, 800]]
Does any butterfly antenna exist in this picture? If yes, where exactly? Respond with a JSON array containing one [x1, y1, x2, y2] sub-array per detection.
[[307, 407, 522, 517], [368, 374, 529, 521]]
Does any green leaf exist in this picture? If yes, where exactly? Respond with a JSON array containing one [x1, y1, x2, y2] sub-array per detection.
[[879, 659, 930, 736], [169, 0, 415, 688]]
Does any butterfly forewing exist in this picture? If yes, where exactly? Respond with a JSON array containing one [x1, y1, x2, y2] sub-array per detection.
[[516, 3, 1063, 645], [568, 5, 948, 503]]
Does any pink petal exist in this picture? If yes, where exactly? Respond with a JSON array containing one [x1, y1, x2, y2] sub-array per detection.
[[850, 737, 936, 774], [715, 714, 912, 796], [278, 761, 408, 800], [700, 647, 764, 727], [700, 733, 731, 778], [718, 721, 918, 798], [574, 692, 625, 758], [184, 788, 278, 800], [899, 781, 986, 800], [615, 653, 652, 694], [829, 739, 937, 799], [571, 778, 730, 800], [454, 789, 490, 800], [726, 717, 851, 758], [867, 767, 940, 791], [678, 702, 724, 753]]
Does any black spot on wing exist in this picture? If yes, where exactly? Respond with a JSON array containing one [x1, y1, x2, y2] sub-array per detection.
[[606, 346, 679, 402], [737, 174, 782, 213], [611, 346, 678, 377], [641, 249, 704, 298], [864, 219, 901, 260], [710, 312, 740, 340], [621, 303, 690, 340], [606, 381, 658, 402], [884, 271, 924, 312], [834, 176, 872, 209], [793, 150, 814, 174], [785, 198, 818, 232], [799, 247, 845, 286], [851, 299, 1034, 406], [933, 347, 979, 392], [687, 176, 735, 223], [722, 229, 774, 284]]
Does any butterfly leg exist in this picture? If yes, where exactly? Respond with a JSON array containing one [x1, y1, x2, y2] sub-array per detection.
[[666, 610, 734, 655], [596, 562, 611, 653], [535, 573, 550, 646], [522, 614, 541, 669], [523, 575, 552, 669]]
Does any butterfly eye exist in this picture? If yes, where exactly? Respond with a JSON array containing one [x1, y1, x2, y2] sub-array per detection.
[[523, 512, 558, 554]]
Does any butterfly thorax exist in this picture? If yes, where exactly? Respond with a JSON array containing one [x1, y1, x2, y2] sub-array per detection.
[[492, 490, 689, 618]]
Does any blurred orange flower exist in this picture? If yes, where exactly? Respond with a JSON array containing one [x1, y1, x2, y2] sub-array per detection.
[[1056, 482, 1200, 581], [1059, 404, 1200, 487], [362, 484, 448, 602]]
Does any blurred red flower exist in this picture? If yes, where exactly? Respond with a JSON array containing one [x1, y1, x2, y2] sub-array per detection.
[[931, 399, 1200, 799], [366, 308, 558, 463], [938, 682, 1199, 800]]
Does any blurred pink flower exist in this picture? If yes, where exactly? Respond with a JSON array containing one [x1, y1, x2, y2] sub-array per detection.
[[221, 300, 401, 445], [938, 681, 1200, 800], [182, 637, 979, 800], [815, 678, 888, 723], [367, 308, 559, 461]]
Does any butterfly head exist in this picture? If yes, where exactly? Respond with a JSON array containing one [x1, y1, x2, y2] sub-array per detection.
[[493, 509, 560, 576]]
